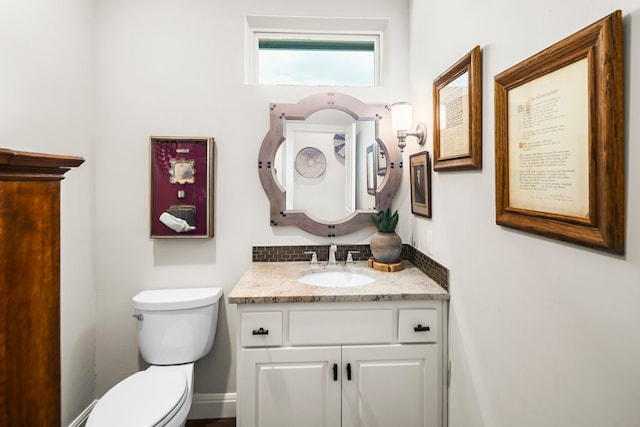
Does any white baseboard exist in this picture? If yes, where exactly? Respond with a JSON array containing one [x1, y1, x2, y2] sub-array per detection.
[[68, 399, 98, 427], [188, 392, 237, 420]]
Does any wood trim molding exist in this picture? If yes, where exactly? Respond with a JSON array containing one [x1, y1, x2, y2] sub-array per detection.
[[0, 148, 85, 181]]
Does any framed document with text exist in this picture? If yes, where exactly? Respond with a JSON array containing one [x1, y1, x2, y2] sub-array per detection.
[[433, 45, 482, 171], [494, 11, 624, 254]]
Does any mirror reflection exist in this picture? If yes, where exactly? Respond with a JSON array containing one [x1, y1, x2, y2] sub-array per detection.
[[275, 110, 385, 221]]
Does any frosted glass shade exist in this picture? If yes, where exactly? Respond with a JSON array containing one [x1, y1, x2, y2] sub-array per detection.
[[391, 102, 412, 131]]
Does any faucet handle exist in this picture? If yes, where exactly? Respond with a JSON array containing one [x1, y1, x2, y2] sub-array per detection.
[[304, 251, 319, 265], [346, 250, 359, 264]]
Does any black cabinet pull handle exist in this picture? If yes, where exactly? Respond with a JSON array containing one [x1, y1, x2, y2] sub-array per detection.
[[414, 324, 430, 332], [333, 363, 338, 381], [346, 363, 352, 381], [252, 327, 269, 335]]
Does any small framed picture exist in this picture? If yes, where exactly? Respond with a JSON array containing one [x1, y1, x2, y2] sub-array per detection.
[[150, 136, 214, 238], [410, 151, 431, 218]]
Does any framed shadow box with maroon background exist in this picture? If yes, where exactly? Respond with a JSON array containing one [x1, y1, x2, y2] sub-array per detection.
[[150, 136, 214, 238]]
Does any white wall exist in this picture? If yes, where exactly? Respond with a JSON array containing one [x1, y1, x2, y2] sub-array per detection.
[[0, 1, 96, 425], [291, 130, 347, 220], [408, 1, 640, 426], [93, 0, 409, 403]]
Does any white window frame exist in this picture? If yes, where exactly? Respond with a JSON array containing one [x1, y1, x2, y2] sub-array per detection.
[[244, 15, 387, 86]]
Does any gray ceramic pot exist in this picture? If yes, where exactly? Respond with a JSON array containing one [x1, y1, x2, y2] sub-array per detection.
[[370, 231, 402, 263]]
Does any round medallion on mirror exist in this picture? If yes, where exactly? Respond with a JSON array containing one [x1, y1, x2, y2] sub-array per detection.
[[294, 147, 326, 178]]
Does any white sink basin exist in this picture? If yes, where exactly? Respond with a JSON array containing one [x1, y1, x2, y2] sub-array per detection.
[[297, 268, 376, 288]]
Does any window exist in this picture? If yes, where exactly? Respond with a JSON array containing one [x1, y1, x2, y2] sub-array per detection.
[[257, 36, 376, 86], [245, 16, 386, 87]]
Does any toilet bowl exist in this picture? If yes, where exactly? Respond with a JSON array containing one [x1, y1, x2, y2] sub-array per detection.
[[87, 287, 222, 427], [87, 363, 193, 427]]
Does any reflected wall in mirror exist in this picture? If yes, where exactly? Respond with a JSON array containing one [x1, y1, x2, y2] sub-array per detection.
[[259, 92, 402, 237], [275, 109, 377, 221]]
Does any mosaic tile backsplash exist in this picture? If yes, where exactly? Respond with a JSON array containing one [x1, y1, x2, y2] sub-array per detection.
[[252, 244, 449, 291]]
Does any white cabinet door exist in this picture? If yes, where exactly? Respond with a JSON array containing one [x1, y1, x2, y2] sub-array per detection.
[[342, 344, 439, 427], [239, 346, 342, 427]]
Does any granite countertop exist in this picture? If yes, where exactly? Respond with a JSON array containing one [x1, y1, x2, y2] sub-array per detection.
[[228, 261, 449, 304]]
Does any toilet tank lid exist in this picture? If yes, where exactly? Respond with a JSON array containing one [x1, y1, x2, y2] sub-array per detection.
[[133, 287, 223, 311]]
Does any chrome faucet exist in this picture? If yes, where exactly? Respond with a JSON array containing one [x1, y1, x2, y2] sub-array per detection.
[[328, 244, 337, 265]]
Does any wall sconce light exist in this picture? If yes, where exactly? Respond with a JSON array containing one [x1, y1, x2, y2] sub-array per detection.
[[391, 102, 426, 152]]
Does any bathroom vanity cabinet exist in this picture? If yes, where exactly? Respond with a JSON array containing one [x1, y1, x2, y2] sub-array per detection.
[[0, 149, 83, 426], [236, 301, 446, 427], [230, 262, 449, 427]]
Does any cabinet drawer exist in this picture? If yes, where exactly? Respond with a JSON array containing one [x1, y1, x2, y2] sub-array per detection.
[[290, 309, 392, 345], [241, 312, 283, 347], [398, 309, 438, 343]]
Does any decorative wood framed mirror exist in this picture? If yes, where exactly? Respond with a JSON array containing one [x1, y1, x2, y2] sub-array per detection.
[[258, 92, 402, 237]]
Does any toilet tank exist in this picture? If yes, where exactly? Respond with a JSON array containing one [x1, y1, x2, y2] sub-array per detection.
[[132, 287, 223, 365]]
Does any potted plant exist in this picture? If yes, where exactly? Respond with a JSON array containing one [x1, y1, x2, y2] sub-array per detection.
[[370, 208, 402, 263]]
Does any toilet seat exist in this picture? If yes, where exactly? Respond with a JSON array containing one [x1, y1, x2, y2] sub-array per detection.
[[87, 370, 188, 427]]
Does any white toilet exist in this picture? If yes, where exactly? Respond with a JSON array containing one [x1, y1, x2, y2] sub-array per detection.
[[87, 287, 223, 427]]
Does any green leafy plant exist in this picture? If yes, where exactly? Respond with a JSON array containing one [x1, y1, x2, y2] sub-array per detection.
[[371, 208, 399, 233]]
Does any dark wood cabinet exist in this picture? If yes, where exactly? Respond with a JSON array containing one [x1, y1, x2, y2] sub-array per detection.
[[0, 148, 84, 426]]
